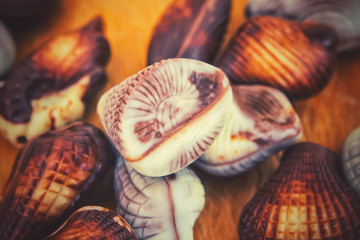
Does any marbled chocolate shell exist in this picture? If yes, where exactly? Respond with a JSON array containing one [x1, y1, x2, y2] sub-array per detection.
[[197, 85, 302, 176], [238, 142, 360, 239], [147, 0, 231, 65], [245, 0, 360, 53], [217, 16, 337, 100], [43, 206, 138, 240], [98, 58, 232, 177], [0, 16, 111, 148], [342, 126, 360, 196], [0, 122, 115, 240], [0, 21, 15, 76], [114, 156, 205, 240]]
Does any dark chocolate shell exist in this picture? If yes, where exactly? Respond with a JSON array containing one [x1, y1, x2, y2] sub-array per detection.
[[114, 156, 205, 240], [0, 16, 111, 148], [238, 142, 360, 239], [147, 0, 231, 65], [97, 58, 232, 177], [197, 85, 302, 176], [0, 122, 115, 240], [43, 206, 138, 240], [245, 0, 360, 52], [217, 16, 337, 100]]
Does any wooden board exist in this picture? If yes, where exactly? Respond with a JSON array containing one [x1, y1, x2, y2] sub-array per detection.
[[1, 0, 360, 239]]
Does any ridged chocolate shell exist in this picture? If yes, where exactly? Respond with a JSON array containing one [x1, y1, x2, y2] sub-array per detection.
[[217, 16, 337, 100], [114, 155, 205, 240], [0, 16, 111, 148], [97, 58, 232, 177], [43, 206, 138, 240], [197, 85, 302, 176], [245, 0, 360, 52], [147, 0, 231, 65], [238, 142, 360, 239], [0, 21, 15, 76], [342, 126, 360, 196], [0, 122, 115, 240]]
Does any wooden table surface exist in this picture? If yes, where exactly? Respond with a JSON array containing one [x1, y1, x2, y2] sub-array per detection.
[[1, 1, 360, 239]]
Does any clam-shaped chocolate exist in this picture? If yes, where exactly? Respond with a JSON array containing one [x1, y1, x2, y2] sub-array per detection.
[[245, 0, 360, 52], [238, 142, 360, 239], [147, 0, 231, 65], [0, 21, 15, 76], [0, 122, 115, 240], [217, 16, 337, 100], [98, 58, 232, 177], [0, 16, 111, 148], [342, 126, 360, 196], [197, 85, 302, 176], [114, 155, 205, 240], [43, 206, 138, 240]]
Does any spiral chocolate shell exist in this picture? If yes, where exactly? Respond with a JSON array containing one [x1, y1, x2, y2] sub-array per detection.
[[238, 142, 360, 239], [43, 206, 138, 240], [197, 85, 302, 176], [217, 16, 337, 100], [97, 58, 232, 177], [342, 126, 360, 196], [0, 16, 111, 148], [0, 122, 115, 240]]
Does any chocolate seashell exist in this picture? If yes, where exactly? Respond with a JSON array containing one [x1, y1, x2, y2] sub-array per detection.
[[0, 122, 115, 240], [238, 142, 360, 239], [0, 21, 16, 76], [217, 16, 337, 100], [114, 155, 205, 240], [245, 0, 360, 53], [342, 126, 360, 196], [43, 206, 138, 240], [147, 0, 231, 65], [97, 58, 232, 177], [0, 16, 111, 148], [197, 85, 302, 176]]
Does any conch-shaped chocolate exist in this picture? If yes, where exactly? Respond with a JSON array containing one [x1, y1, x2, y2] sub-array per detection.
[[0, 16, 111, 148], [43, 206, 138, 240], [114, 156, 205, 240], [342, 126, 360, 196], [239, 142, 360, 239], [0, 21, 15, 76], [0, 122, 115, 240], [197, 85, 302, 176], [98, 58, 232, 177], [245, 0, 360, 52], [147, 0, 231, 65], [217, 16, 337, 100]]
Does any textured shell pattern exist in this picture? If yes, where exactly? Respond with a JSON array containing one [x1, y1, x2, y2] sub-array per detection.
[[114, 155, 205, 240]]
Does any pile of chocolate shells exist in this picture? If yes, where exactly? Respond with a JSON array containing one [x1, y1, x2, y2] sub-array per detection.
[[0, 0, 360, 239]]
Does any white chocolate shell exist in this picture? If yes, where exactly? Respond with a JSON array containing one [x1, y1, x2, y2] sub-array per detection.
[[0, 21, 15, 76], [245, 0, 360, 52], [114, 155, 205, 240], [342, 126, 360, 196], [98, 58, 232, 176], [197, 85, 302, 176]]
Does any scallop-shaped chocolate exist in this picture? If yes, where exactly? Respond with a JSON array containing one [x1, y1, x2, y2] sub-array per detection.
[[197, 85, 302, 176], [43, 206, 138, 240], [114, 156, 205, 240], [0, 122, 115, 240], [245, 0, 360, 52], [0, 16, 111, 148], [342, 126, 360, 196], [239, 142, 360, 239], [147, 0, 231, 65], [217, 16, 337, 100], [98, 58, 232, 177], [0, 21, 15, 76]]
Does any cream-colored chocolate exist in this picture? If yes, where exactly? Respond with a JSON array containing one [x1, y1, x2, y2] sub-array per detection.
[[98, 58, 232, 176]]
